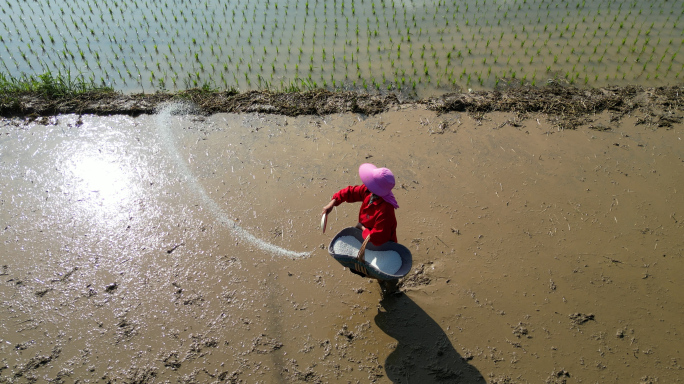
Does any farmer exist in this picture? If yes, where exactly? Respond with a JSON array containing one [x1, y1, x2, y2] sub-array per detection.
[[322, 163, 401, 293], [322, 163, 399, 245]]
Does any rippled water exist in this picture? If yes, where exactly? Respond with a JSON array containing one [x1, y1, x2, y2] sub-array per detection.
[[1, 0, 682, 97]]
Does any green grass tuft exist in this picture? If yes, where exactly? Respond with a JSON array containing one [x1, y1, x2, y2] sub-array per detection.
[[0, 70, 114, 99]]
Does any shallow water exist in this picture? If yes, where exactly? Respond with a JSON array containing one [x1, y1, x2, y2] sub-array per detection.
[[1, 106, 683, 382], [0, 0, 682, 96]]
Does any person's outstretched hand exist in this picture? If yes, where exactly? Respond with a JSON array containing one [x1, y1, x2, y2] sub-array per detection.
[[322, 200, 335, 216]]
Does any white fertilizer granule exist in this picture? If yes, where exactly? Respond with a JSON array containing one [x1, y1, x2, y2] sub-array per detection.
[[333, 236, 403, 275], [332, 236, 362, 255], [367, 250, 402, 275]]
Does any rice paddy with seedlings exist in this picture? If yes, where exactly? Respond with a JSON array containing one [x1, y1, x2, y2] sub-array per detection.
[[0, 0, 682, 98]]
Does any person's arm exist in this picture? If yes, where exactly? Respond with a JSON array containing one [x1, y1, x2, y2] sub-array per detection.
[[322, 199, 336, 216], [322, 185, 368, 216], [333, 185, 368, 204]]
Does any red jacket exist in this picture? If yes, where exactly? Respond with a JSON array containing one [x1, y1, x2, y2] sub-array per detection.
[[332, 185, 398, 246]]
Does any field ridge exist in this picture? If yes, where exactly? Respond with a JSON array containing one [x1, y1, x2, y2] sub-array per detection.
[[1, 85, 682, 130]]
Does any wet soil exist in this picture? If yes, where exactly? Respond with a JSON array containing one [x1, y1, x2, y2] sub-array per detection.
[[1, 91, 683, 383], [2, 85, 683, 131]]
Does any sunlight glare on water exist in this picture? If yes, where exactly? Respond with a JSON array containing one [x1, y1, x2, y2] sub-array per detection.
[[68, 153, 131, 206], [58, 130, 143, 232]]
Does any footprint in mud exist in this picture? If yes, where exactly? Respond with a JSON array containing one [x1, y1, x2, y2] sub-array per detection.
[[399, 262, 433, 289]]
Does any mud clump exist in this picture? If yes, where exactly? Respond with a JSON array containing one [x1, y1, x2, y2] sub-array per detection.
[[116, 318, 138, 342], [400, 262, 432, 289], [13, 348, 61, 379], [162, 352, 182, 370], [105, 282, 118, 293], [512, 322, 532, 339], [427, 84, 683, 129], [0, 89, 395, 117], [546, 369, 571, 384], [337, 325, 357, 341], [250, 334, 283, 354], [281, 359, 324, 383], [2, 85, 682, 131], [569, 313, 595, 326]]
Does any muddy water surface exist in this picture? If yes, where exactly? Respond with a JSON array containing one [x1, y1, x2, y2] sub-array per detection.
[[1, 106, 683, 383]]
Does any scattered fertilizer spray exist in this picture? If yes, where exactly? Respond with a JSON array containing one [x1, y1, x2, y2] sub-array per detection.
[[156, 102, 310, 258]]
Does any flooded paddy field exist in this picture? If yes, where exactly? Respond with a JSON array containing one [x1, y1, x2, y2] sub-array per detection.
[[0, 0, 683, 96], [2, 0, 684, 382], [1, 102, 683, 382]]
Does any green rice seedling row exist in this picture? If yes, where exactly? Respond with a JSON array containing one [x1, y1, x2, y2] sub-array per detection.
[[1, 0, 682, 98]]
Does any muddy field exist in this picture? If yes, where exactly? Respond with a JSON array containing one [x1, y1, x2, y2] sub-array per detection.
[[0, 89, 683, 383]]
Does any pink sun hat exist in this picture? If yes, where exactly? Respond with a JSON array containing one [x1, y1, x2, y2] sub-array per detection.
[[359, 163, 399, 209]]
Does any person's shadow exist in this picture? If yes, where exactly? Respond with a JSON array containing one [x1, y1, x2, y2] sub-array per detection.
[[375, 293, 486, 383]]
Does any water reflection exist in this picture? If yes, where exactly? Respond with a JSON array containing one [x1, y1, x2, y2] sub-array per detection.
[[61, 140, 141, 230], [69, 153, 132, 205]]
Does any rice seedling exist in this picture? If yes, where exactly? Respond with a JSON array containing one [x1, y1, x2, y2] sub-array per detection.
[[0, 69, 112, 97], [0, 0, 680, 96]]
